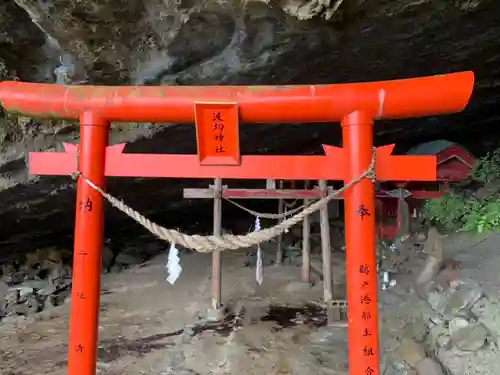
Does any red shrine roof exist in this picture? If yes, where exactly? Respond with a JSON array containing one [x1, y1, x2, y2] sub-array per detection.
[[406, 140, 456, 156], [406, 139, 476, 180]]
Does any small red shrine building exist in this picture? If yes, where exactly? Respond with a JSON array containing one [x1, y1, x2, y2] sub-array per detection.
[[376, 139, 476, 239]]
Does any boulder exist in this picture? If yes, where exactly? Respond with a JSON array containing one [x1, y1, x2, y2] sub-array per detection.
[[425, 288, 449, 314], [395, 337, 427, 369], [415, 358, 444, 375], [430, 324, 451, 349], [22, 280, 51, 290], [442, 283, 483, 318], [17, 286, 35, 301], [48, 263, 72, 287], [450, 323, 488, 352], [4, 288, 20, 306], [448, 317, 470, 336]]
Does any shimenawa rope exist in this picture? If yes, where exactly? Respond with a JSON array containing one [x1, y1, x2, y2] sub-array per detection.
[[71, 149, 376, 253], [222, 197, 308, 219]]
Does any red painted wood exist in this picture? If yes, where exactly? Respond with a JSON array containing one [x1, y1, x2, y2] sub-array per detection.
[[194, 102, 241, 165], [29, 142, 437, 182], [342, 111, 379, 375], [436, 144, 475, 168], [12, 72, 475, 375], [0, 72, 474, 122], [436, 161, 471, 180], [67, 113, 109, 375]]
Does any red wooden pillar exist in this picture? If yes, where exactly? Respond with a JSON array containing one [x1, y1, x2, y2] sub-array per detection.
[[342, 111, 379, 375], [67, 112, 109, 375]]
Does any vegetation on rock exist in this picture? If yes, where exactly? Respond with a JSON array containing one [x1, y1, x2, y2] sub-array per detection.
[[423, 148, 500, 233]]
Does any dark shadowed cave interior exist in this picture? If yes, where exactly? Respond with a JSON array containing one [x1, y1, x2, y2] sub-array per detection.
[[0, 0, 500, 262]]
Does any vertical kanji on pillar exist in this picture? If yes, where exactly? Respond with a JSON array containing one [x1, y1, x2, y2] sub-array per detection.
[[342, 111, 379, 375], [67, 113, 109, 375]]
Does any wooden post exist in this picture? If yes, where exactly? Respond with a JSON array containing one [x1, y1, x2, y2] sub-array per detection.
[[212, 178, 222, 310], [302, 180, 311, 283], [302, 199, 311, 283], [319, 180, 335, 323], [266, 179, 276, 190], [276, 180, 284, 264]]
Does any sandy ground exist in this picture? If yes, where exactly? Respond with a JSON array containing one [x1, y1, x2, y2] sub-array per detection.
[[2, 232, 500, 375]]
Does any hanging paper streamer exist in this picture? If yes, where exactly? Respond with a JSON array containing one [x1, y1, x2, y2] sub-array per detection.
[[166, 242, 182, 285], [254, 216, 263, 285], [412, 208, 417, 218]]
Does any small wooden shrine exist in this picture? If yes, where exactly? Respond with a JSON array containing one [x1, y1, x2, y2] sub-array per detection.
[[376, 139, 476, 239]]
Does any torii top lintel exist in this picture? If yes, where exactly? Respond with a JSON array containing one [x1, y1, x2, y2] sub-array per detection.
[[0, 71, 474, 123]]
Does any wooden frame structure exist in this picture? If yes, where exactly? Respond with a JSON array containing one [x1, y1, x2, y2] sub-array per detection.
[[0, 71, 474, 375], [184, 179, 341, 310]]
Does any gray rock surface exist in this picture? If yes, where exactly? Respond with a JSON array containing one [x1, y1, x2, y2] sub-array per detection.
[[114, 252, 144, 267], [0, 281, 8, 301], [0, 261, 72, 322], [0, 0, 498, 259], [284, 281, 314, 294], [309, 326, 347, 346], [443, 283, 483, 318], [450, 323, 488, 352], [395, 337, 427, 369], [415, 358, 444, 375]]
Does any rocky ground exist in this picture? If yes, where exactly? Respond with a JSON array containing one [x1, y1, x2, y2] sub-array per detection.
[[1, 0, 500, 264], [1, 227, 499, 375]]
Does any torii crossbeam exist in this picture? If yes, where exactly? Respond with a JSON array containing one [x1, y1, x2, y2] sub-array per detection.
[[0, 71, 474, 375]]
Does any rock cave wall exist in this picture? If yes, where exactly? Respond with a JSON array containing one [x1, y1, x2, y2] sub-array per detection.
[[0, 0, 499, 260]]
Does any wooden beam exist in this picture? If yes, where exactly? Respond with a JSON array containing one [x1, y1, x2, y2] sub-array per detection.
[[183, 187, 335, 199], [212, 178, 222, 310], [183, 187, 439, 200], [302, 197, 311, 283], [319, 180, 335, 323], [276, 180, 285, 265]]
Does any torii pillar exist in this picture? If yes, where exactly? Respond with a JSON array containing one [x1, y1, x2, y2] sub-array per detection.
[[0, 71, 474, 375], [342, 111, 379, 374]]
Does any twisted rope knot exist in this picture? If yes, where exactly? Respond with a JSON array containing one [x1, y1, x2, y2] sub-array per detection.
[[367, 147, 377, 182]]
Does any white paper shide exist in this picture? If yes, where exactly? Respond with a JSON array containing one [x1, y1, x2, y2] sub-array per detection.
[[254, 216, 263, 285], [166, 242, 182, 284]]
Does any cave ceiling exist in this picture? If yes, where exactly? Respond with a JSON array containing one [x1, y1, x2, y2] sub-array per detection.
[[0, 0, 498, 257]]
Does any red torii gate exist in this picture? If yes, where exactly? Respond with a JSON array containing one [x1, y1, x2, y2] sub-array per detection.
[[0, 71, 474, 375]]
